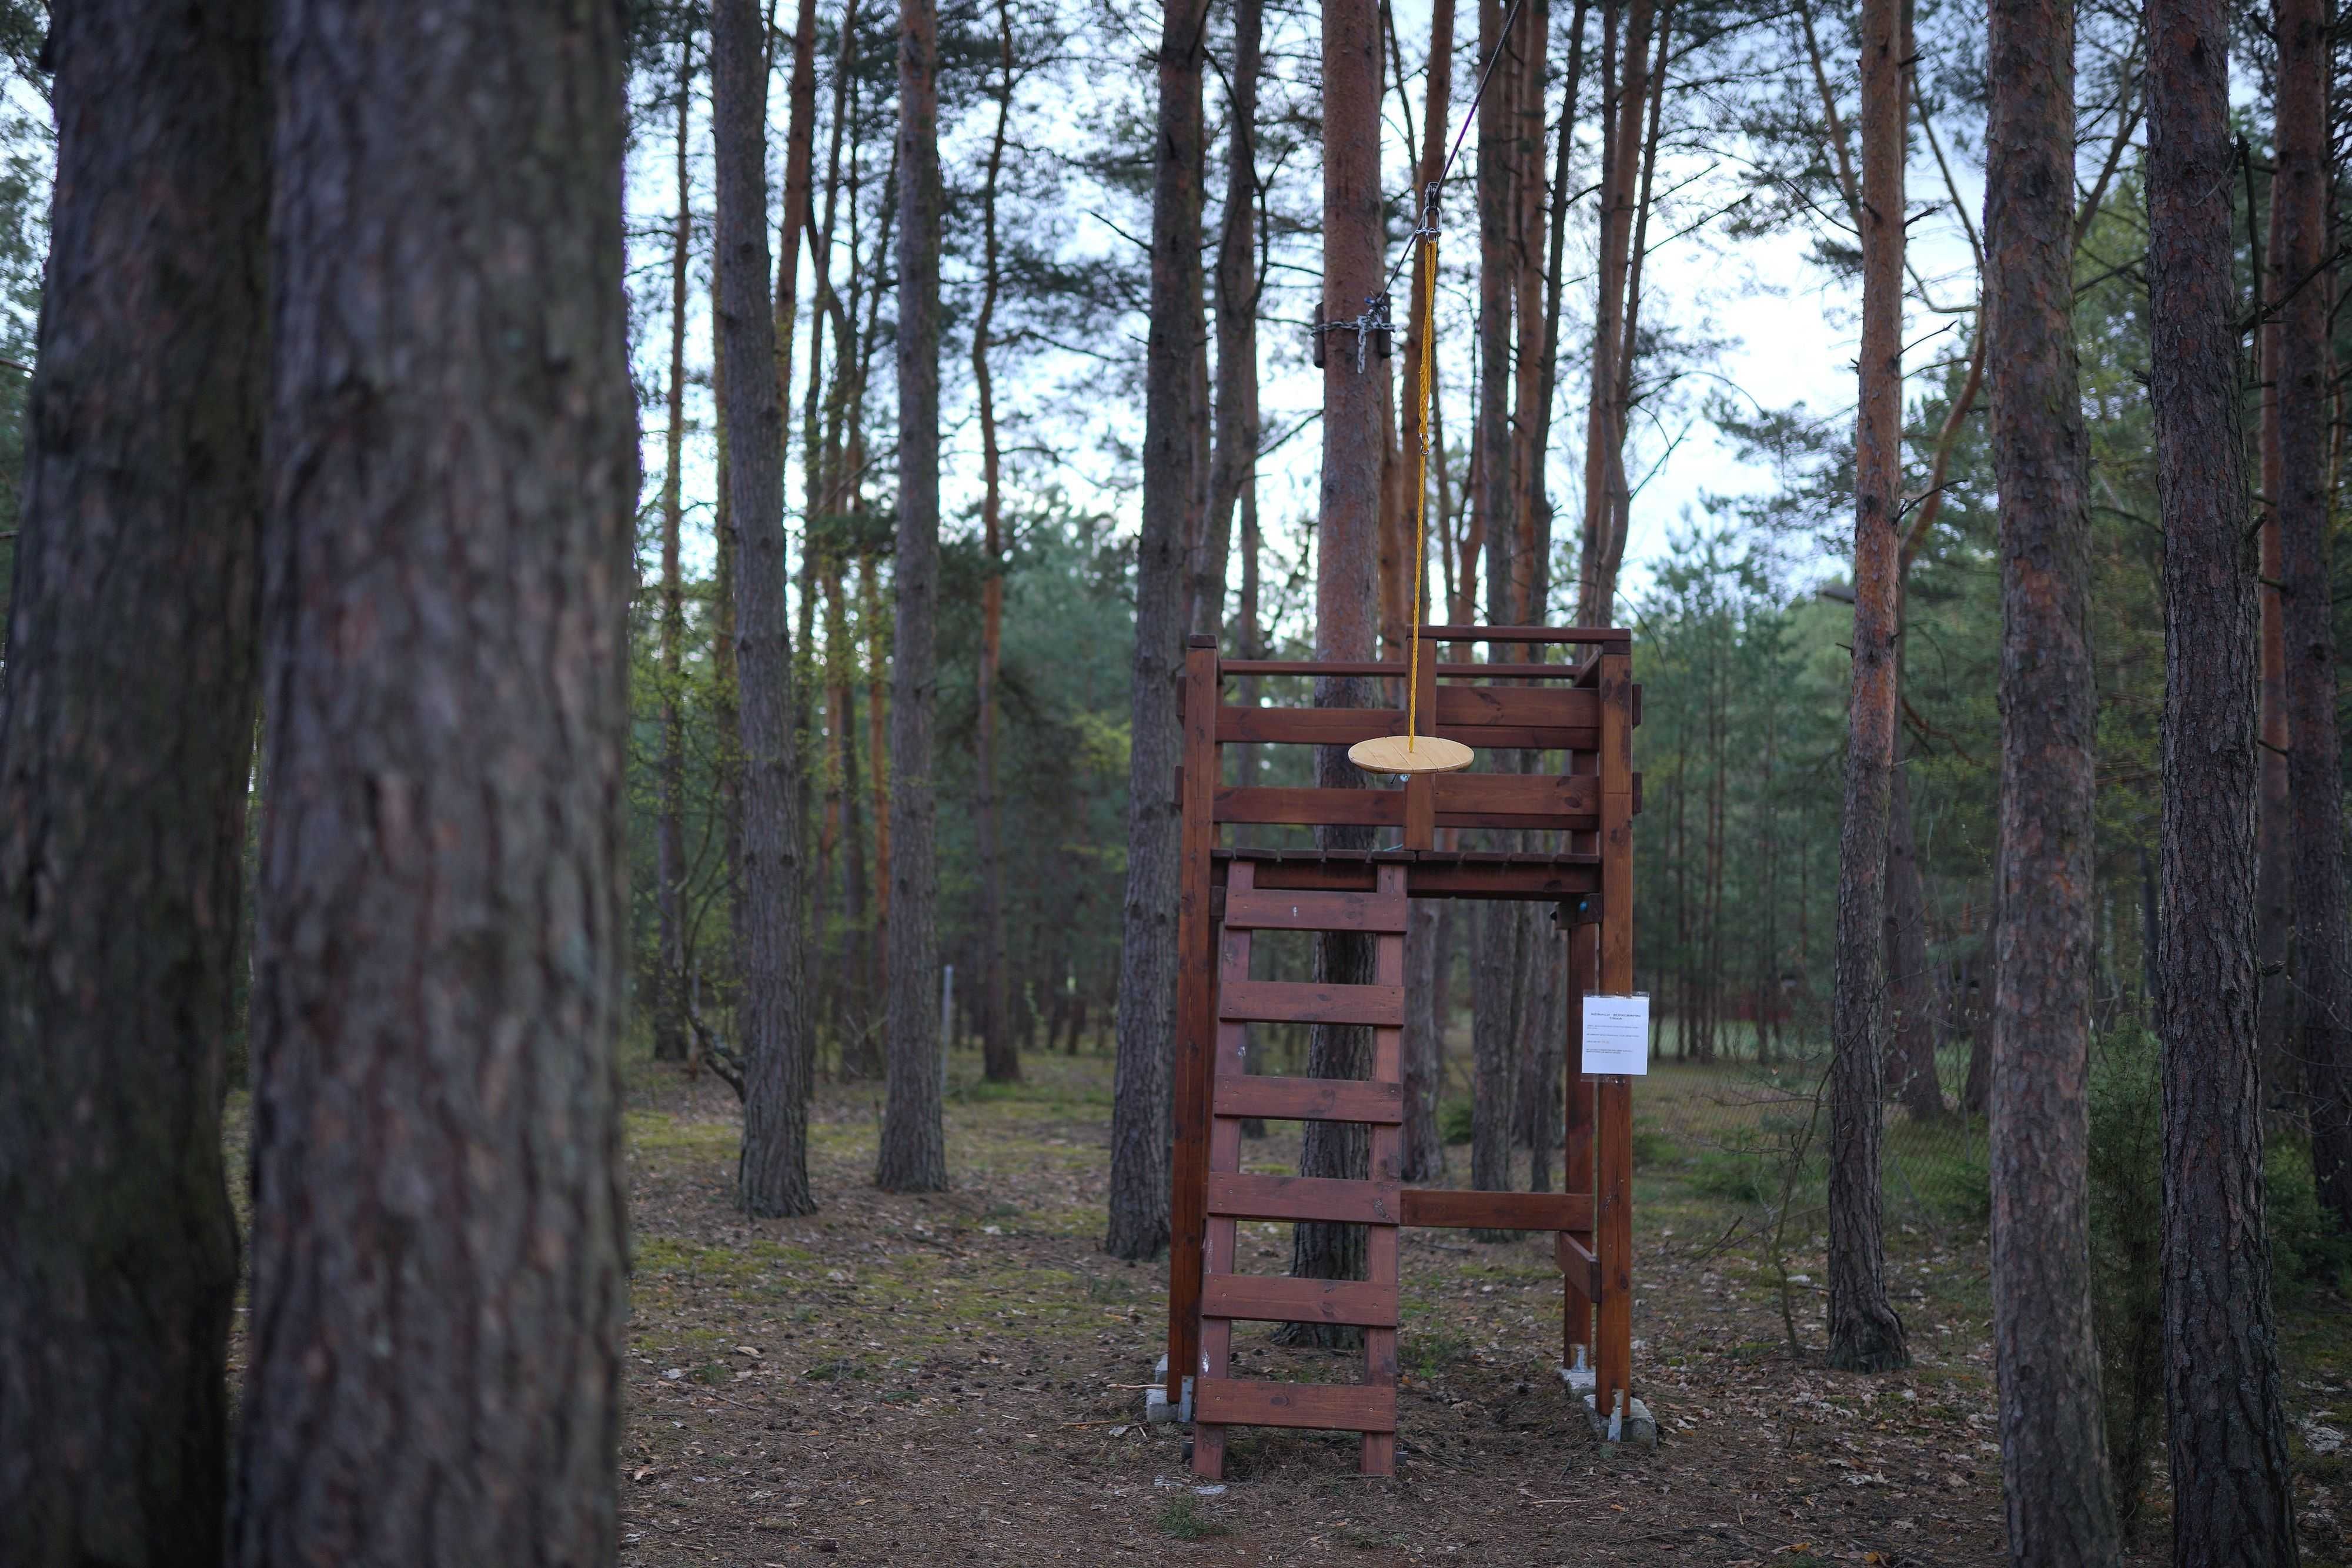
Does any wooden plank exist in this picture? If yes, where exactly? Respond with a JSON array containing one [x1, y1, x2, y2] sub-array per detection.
[[1217, 979, 1405, 1027], [1214, 785, 1404, 827], [1221, 888, 1409, 933], [1557, 1232, 1602, 1302], [1201, 1273, 1399, 1328], [1167, 638, 1221, 1407], [1220, 659, 1400, 677], [1432, 771, 1599, 817], [1217, 700, 1598, 751], [1432, 684, 1599, 732], [1192, 1379, 1398, 1433], [1214, 1074, 1404, 1124], [1431, 662, 1590, 681], [1418, 623, 1631, 647], [1205, 1171, 1404, 1224], [1398, 1189, 1594, 1231], [1241, 860, 1603, 901]]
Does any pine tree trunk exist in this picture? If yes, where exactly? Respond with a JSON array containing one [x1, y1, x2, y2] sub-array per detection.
[[975, 0, 1018, 1086], [2149, 0, 2307, 1550], [2256, 209, 2295, 1102], [230, 2, 633, 1557], [1281, 0, 1389, 1328], [1885, 756, 1946, 1121], [656, 24, 696, 1065], [1104, 0, 1207, 1258], [0, 6, 265, 1559], [1826, 0, 1909, 1376], [1202, 0, 1263, 643], [878, 0, 948, 1191], [2273, 0, 2352, 1232], [1983, 0, 2118, 1547], [713, 0, 817, 1216]]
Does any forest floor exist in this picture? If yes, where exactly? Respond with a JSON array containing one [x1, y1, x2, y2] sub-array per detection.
[[601, 1049, 2348, 1567]]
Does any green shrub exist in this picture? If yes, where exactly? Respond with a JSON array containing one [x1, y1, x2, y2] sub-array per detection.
[[1631, 1126, 1680, 1168], [2267, 1136, 2352, 1298], [1690, 1149, 1776, 1206], [1438, 1098, 1474, 1146]]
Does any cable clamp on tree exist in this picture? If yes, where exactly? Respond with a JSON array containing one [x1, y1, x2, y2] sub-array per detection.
[[1308, 291, 1394, 372]]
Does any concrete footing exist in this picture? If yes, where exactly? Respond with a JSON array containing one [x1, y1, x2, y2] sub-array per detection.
[[1144, 1354, 1192, 1425], [1559, 1363, 1655, 1447]]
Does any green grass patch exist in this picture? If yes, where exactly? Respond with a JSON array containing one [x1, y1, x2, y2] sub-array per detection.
[[1157, 1496, 1230, 1540]]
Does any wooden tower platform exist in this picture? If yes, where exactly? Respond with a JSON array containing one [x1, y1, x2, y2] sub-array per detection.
[[1164, 624, 1641, 1479]]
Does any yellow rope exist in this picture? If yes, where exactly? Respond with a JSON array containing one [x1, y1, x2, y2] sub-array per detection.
[[1405, 205, 1439, 753]]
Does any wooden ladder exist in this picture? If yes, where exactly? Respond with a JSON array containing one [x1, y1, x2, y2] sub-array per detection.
[[1192, 862, 1408, 1479]]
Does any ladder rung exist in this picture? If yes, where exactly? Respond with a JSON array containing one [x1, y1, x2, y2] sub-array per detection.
[[1202, 1273, 1399, 1328], [1218, 979, 1405, 1028], [1207, 1171, 1402, 1224], [1214, 1075, 1404, 1124], [1194, 1378, 1398, 1432], [1222, 888, 1408, 934]]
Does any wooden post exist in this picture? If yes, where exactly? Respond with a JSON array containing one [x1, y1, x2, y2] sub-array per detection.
[[1167, 635, 1222, 1405], [1402, 627, 1440, 850], [1562, 915, 1597, 1368], [1361, 862, 1408, 1475], [1593, 645, 1635, 1421]]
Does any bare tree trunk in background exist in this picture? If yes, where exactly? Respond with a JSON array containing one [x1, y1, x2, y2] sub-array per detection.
[[1466, 0, 1523, 1226], [2274, 0, 2352, 1231], [1825, 0, 1908, 1376], [1203, 0, 1262, 644], [878, 0, 948, 1191], [230, 2, 633, 1557], [0, 7, 264, 1559], [656, 24, 696, 1065], [1282, 0, 1390, 1326], [780, 0, 822, 1005], [1396, 0, 1453, 1182], [713, 319, 741, 1041], [1886, 756, 1946, 1121], [2148, 0, 2305, 1549], [975, 0, 1018, 1085], [1983, 0, 2117, 1548], [714, 0, 817, 1217], [2257, 202, 2295, 1105], [864, 541, 891, 1008], [1576, 0, 1654, 626], [1105, 0, 1208, 1258]]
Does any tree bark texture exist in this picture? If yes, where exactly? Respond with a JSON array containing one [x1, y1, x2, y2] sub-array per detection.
[[975, 0, 1018, 1085], [1984, 0, 2119, 1551], [1826, 0, 1909, 1376], [655, 24, 694, 1065], [231, 2, 634, 1559], [1285, 0, 1391, 1313], [2148, 0, 2306, 1557], [2256, 246, 2294, 1103], [713, 0, 817, 1215], [1886, 756, 1946, 1121], [879, 0, 948, 1191], [1200, 0, 1262, 643], [0, 5, 266, 1560], [1575, 0, 1655, 626], [1403, 900, 1447, 1181], [2273, 0, 2352, 1229], [1104, 0, 1207, 1258]]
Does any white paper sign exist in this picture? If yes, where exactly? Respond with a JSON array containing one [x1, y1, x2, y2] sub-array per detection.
[[1580, 994, 1651, 1076]]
